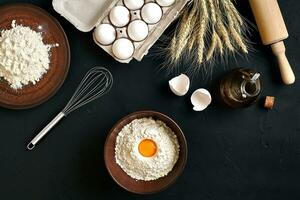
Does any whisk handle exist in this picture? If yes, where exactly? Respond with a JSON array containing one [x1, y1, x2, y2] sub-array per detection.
[[27, 112, 65, 150]]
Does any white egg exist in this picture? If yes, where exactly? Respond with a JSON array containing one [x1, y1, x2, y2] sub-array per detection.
[[156, 0, 175, 7], [94, 24, 116, 45], [127, 20, 149, 41], [191, 89, 212, 111], [169, 74, 190, 96], [109, 6, 130, 27], [112, 38, 135, 60], [141, 3, 163, 24], [123, 0, 144, 10]]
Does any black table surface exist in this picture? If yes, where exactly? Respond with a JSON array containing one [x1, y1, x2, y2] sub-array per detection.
[[1, 0, 300, 199]]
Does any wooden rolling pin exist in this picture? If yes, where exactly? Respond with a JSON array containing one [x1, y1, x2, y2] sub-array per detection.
[[249, 0, 295, 85]]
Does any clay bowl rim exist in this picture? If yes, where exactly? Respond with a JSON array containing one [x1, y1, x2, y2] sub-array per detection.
[[104, 110, 188, 195], [0, 3, 70, 110]]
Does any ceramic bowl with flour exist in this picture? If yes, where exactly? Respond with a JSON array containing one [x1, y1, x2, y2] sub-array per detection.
[[0, 3, 70, 109], [104, 110, 187, 194]]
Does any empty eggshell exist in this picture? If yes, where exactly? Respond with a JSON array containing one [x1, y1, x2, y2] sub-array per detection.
[[109, 6, 130, 27], [123, 0, 144, 10], [156, 0, 175, 7], [141, 3, 163, 24], [94, 24, 116, 45], [169, 74, 190, 96], [191, 89, 212, 111], [127, 20, 149, 41], [112, 38, 135, 60]]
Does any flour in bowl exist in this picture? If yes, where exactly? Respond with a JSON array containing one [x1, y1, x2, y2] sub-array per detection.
[[0, 20, 58, 89], [115, 117, 180, 181]]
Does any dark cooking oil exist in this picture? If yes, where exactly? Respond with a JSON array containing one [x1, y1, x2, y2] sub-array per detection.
[[218, 68, 261, 108]]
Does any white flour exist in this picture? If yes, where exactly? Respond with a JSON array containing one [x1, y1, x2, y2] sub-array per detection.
[[0, 20, 56, 89], [115, 118, 180, 181]]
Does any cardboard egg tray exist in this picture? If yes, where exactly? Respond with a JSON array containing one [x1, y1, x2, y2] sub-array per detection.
[[53, 0, 189, 63]]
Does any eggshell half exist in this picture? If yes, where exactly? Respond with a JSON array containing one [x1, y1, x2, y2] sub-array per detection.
[[169, 74, 190, 96], [191, 89, 212, 111]]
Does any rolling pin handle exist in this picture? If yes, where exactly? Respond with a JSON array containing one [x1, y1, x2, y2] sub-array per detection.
[[271, 41, 295, 85]]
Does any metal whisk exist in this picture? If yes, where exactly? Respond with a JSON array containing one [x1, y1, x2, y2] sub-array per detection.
[[27, 67, 113, 150]]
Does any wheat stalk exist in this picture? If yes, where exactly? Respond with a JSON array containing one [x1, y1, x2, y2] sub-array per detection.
[[208, 0, 216, 23], [226, 0, 243, 26], [230, 26, 248, 53], [222, 0, 248, 53], [196, 0, 208, 64], [172, 10, 189, 61], [206, 0, 218, 61], [216, 21, 234, 51], [216, 33, 224, 55], [173, 8, 197, 61], [187, 8, 199, 52], [223, 0, 242, 33], [169, 35, 178, 62], [207, 32, 218, 60], [188, 34, 196, 51]]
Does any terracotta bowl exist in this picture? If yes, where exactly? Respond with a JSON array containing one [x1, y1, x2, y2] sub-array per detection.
[[104, 110, 188, 194], [0, 3, 70, 109]]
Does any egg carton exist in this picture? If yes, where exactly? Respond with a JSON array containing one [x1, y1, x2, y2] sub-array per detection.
[[53, 0, 189, 63]]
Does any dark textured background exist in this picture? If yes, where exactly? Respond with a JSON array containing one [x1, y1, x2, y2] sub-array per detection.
[[0, 0, 300, 199]]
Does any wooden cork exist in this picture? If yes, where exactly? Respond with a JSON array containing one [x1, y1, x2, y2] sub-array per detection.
[[264, 96, 275, 109]]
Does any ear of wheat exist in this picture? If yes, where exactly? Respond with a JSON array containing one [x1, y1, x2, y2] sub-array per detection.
[[168, 0, 249, 66]]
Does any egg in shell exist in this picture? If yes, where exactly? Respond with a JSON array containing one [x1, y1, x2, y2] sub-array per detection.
[[123, 0, 144, 10], [156, 0, 176, 7], [94, 24, 116, 45], [127, 20, 149, 41], [141, 3, 163, 24], [112, 38, 135, 60], [191, 89, 212, 111], [109, 6, 130, 27], [169, 74, 190, 96]]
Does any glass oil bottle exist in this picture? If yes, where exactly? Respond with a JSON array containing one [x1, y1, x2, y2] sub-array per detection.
[[218, 68, 261, 108]]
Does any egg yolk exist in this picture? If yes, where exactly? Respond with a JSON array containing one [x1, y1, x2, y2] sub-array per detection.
[[138, 139, 157, 157]]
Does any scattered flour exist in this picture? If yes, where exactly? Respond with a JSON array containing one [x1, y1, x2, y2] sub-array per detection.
[[115, 118, 180, 181], [0, 20, 57, 89]]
